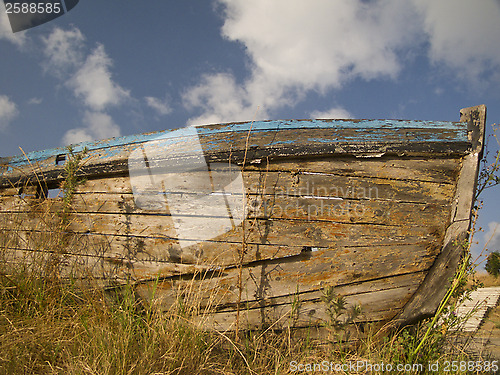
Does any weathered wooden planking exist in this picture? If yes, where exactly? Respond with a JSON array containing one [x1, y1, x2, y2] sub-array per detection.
[[2, 118, 470, 168], [0, 156, 461, 195], [0, 218, 441, 272], [125, 175, 455, 211], [0, 187, 18, 197], [0, 151, 455, 272], [243, 157, 462, 184], [0, 239, 436, 286], [139, 272, 426, 330], [0, 191, 450, 227], [0, 211, 445, 249], [1, 242, 430, 323], [3, 246, 426, 330], [0, 107, 484, 332], [1, 155, 456, 204], [0, 241, 435, 329], [38, 156, 460, 196], [0, 245, 424, 329], [124, 245, 437, 314], [206, 269, 426, 312], [0, 247, 121, 283], [0, 226, 304, 268], [0, 239, 430, 328], [0, 119, 469, 187], [191, 283, 422, 331], [74, 165, 456, 199], [0, 151, 452, 269], [396, 105, 486, 325], [1, 213, 442, 272], [1, 164, 455, 232]]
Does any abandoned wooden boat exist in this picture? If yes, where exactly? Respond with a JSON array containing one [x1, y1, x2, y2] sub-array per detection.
[[0, 105, 486, 330]]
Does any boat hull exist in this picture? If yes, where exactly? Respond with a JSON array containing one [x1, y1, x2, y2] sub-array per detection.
[[0, 105, 486, 330]]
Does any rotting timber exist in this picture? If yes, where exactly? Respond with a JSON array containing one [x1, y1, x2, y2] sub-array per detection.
[[0, 105, 486, 331]]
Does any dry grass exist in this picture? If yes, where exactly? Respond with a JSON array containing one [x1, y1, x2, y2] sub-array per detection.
[[0, 149, 496, 374], [0, 198, 486, 374], [0, 259, 484, 374], [0, 267, 364, 374], [471, 272, 500, 288]]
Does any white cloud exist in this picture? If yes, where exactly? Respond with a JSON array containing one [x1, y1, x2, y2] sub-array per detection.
[[310, 107, 352, 119], [221, 0, 417, 89], [83, 111, 121, 139], [0, 95, 18, 131], [145, 96, 172, 116], [62, 111, 121, 145], [0, 9, 27, 46], [68, 44, 130, 111], [485, 221, 500, 252], [41, 27, 85, 76], [184, 0, 500, 124], [41, 28, 130, 144], [183, 72, 264, 125], [434, 87, 444, 96], [184, 0, 421, 124], [28, 97, 42, 105], [413, 0, 500, 80], [62, 127, 92, 145]]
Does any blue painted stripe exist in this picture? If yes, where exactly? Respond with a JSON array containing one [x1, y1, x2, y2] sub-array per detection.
[[2, 119, 468, 168], [201, 119, 466, 132]]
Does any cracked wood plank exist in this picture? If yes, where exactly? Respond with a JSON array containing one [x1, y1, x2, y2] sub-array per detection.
[[0, 120, 469, 188], [0, 108, 483, 331]]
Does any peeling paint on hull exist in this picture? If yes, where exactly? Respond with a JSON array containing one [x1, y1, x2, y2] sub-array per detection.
[[0, 106, 486, 331]]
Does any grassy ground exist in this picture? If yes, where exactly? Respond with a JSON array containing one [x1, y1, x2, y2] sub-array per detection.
[[472, 272, 500, 288], [0, 166, 496, 373], [0, 260, 493, 375], [0, 213, 495, 374]]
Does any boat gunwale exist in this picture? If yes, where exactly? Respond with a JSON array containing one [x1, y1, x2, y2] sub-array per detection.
[[0, 117, 472, 188], [1, 118, 468, 166]]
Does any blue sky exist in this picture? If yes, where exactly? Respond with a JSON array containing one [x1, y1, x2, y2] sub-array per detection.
[[1, 1, 499, 267]]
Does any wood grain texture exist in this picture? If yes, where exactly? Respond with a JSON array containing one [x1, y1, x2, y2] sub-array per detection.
[[0, 109, 483, 330], [396, 105, 486, 325], [0, 119, 469, 188]]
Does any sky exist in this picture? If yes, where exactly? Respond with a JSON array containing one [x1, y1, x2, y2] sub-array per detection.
[[0, 0, 499, 268]]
